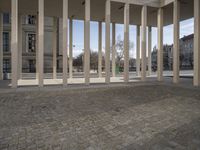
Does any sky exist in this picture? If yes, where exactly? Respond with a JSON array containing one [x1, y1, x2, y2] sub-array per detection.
[[71, 18, 194, 58]]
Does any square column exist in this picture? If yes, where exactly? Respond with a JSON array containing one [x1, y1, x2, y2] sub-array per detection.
[[105, 0, 111, 84], [194, 0, 200, 86], [36, 14, 39, 80], [0, 14, 3, 80], [112, 23, 116, 77], [53, 17, 57, 79], [157, 8, 164, 81], [69, 18, 73, 79], [136, 25, 140, 76], [84, 0, 90, 85], [11, 0, 18, 88], [62, 0, 68, 86], [18, 15, 22, 80], [173, 0, 180, 84], [38, 0, 44, 87], [98, 21, 102, 78], [124, 3, 130, 83], [148, 26, 152, 76], [141, 5, 147, 81]]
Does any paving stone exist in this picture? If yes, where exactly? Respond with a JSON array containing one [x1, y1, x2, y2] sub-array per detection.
[[0, 84, 200, 150]]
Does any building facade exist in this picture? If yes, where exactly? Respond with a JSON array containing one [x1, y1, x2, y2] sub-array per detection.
[[152, 34, 194, 71], [180, 34, 194, 69], [2, 13, 63, 75]]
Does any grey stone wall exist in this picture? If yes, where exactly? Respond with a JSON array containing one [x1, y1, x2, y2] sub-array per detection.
[[3, 15, 62, 73]]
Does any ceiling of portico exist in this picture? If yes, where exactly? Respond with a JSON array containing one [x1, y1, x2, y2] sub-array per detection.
[[0, 0, 194, 27]]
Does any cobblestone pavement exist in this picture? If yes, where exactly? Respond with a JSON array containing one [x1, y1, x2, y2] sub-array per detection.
[[0, 84, 200, 150]]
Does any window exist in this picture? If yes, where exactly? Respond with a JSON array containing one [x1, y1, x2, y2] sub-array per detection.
[[3, 13, 10, 24], [27, 33, 36, 53], [57, 60, 59, 70], [26, 15, 36, 25], [3, 32, 9, 52], [29, 60, 36, 73], [3, 59, 10, 73]]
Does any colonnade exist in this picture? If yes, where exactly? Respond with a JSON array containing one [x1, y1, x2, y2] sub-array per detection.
[[0, 0, 200, 88]]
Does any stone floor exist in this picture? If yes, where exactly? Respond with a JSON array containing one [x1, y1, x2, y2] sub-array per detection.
[[0, 81, 200, 150]]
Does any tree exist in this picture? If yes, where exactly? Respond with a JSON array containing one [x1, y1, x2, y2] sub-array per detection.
[[73, 53, 84, 72], [115, 35, 134, 68], [90, 51, 98, 71], [115, 35, 124, 67], [73, 51, 104, 72], [151, 46, 157, 71]]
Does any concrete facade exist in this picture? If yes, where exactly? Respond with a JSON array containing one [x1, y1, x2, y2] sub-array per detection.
[[1, 13, 58, 74]]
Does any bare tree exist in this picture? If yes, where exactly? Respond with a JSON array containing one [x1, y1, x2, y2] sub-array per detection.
[[73, 53, 84, 72], [90, 51, 98, 71], [73, 51, 105, 72], [115, 35, 134, 68]]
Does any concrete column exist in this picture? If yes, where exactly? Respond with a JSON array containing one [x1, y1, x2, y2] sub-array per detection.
[[112, 23, 116, 77], [52, 17, 57, 79], [141, 5, 147, 81], [36, 14, 39, 80], [98, 21, 102, 78], [136, 25, 140, 76], [105, 0, 111, 84], [148, 26, 152, 76], [69, 18, 73, 79], [194, 0, 200, 86], [124, 3, 129, 83], [11, 0, 18, 88], [59, 18, 63, 71], [0, 14, 3, 80], [157, 8, 164, 81], [18, 15, 22, 80], [38, 0, 44, 87], [173, 0, 180, 84], [84, 0, 90, 85], [62, 0, 68, 86]]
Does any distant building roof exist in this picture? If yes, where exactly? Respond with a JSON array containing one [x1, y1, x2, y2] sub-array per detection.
[[181, 34, 194, 41]]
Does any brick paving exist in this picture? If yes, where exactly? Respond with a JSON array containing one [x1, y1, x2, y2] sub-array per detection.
[[0, 84, 200, 150]]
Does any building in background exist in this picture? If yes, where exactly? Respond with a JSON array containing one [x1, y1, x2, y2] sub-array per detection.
[[2, 13, 63, 74], [152, 34, 194, 71]]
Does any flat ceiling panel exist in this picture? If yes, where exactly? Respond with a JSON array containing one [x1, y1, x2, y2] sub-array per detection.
[[0, 0, 194, 26]]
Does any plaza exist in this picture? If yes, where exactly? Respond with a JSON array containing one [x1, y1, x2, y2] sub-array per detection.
[[0, 0, 200, 149], [0, 78, 200, 149]]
